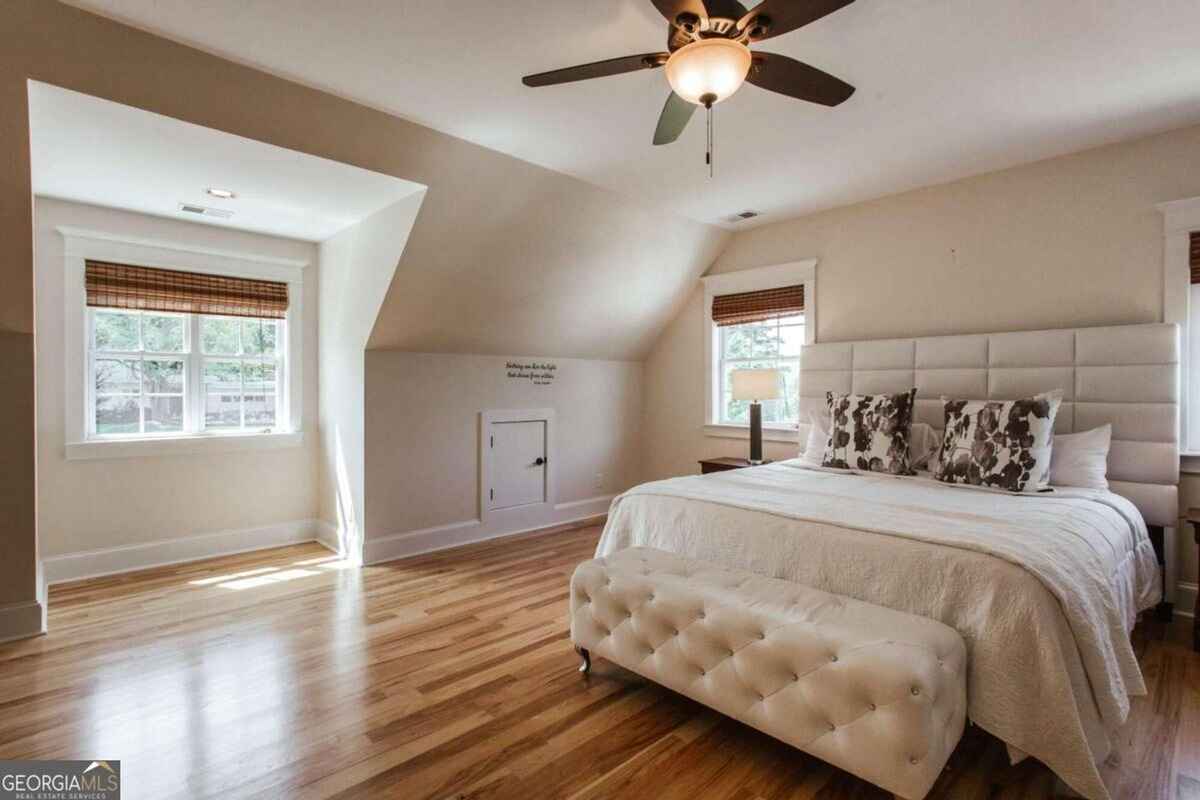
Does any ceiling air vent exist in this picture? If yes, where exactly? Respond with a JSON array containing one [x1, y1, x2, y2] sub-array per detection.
[[727, 210, 760, 223], [178, 203, 234, 219]]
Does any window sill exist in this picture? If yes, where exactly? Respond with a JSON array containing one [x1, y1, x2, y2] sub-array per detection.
[[703, 423, 800, 444], [65, 430, 304, 461]]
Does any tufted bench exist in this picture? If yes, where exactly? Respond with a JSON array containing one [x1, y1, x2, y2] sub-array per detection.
[[569, 547, 968, 800]]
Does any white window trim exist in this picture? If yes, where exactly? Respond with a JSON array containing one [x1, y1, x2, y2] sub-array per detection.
[[1157, 198, 1200, 466], [59, 226, 308, 460], [700, 259, 817, 443]]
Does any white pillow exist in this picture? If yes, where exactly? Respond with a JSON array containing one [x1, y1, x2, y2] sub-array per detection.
[[799, 411, 830, 467], [1049, 424, 1111, 490]]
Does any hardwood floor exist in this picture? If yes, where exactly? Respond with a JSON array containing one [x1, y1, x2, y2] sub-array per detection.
[[0, 524, 1196, 800]]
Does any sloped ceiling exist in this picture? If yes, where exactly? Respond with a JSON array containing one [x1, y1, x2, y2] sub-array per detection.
[[364, 129, 729, 357], [12, 2, 728, 361]]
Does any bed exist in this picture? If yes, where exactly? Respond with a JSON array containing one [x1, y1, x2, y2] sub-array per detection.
[[596, 322, 1180, 800]]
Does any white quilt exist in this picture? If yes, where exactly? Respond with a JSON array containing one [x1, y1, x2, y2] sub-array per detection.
[[595, 460, 1162, 800]]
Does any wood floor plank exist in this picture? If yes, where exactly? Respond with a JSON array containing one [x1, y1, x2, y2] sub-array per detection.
[[0, 524, 1195, 800]]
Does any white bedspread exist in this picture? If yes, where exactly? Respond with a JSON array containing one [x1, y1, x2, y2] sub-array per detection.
[[595, 460, 1161, 800]]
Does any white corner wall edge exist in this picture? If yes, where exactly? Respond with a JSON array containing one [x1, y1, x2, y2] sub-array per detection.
[[41, 519, 335, 586], [1180, 582, 1198, 619], [0, 599, 46, 643], [363, 494, 615, 565]]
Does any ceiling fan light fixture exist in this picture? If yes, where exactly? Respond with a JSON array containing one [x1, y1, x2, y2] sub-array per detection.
[[665, 39, 752, 107]]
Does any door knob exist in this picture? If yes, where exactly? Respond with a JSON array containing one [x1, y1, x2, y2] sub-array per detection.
[[534, 457, 546, 466]]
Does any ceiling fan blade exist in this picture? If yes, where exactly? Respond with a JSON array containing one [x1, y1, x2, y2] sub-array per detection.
[[737, 0, 854, 41], [746, 52, 855, 106], [522, 53, 668, 87], [649, 0, 709, 27], [653, 92, 697, 145]]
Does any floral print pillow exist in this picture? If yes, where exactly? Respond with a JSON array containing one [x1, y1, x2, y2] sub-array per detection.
[[934, 390, 1062, 493], [822, 389, 918, 475]]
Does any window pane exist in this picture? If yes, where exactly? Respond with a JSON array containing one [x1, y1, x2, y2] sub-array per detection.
[[244, 393, 276, 427], [142, 314, 185, 353], [206, 393, 241, 429], [94, 311, 139, 351], [721, 326, 754, 359], [201, 317, 241, 355], [750, 323, 780, 358], [143, 359, 184, 393], [95, 396, 140, 434], [779, 324, 805, 357], [721, 362, 750, 424], [242, 319, 277, 356], [760, 362, 798, 424], [204, 360, 242, 390], [722, 360, 799, 425], [144, 396, 184, 433], [94, 358, 140, 394], [243, 361, 276, 392]]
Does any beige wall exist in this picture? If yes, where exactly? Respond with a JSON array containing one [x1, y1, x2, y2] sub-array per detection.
[[33, 198, 319, 558], [644, 123, 1200, 602], [710, 123, 1200, 343], [364, 352, 642, 539]]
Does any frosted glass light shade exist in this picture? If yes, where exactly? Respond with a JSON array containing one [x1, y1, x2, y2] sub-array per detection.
[[665, 39, 752, 106], [731, 368, 782, 402]]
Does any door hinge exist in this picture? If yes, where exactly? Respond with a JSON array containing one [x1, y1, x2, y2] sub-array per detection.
[[489, 488, 494, 500], [490, 435, 494, 448]]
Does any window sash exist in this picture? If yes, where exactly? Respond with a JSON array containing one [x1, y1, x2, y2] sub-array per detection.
[[716, 314, 804, 426], [86, 308, 285, 439]]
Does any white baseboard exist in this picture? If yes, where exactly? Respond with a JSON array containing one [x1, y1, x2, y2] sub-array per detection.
[[1178, 581, 1197, 619], [42, 519, 324, 585], [363, 494, 613, 565]]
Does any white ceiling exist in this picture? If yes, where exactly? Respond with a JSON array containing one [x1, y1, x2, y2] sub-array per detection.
[[65, 0, 1200, 230], [28, 82, 423, 242]]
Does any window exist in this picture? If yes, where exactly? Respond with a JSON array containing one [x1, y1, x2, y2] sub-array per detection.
[[701, 260, 816, 437], [717, 314, 804, 425], [89, 309, 284, 438], [1158, 198, 1200, 456]]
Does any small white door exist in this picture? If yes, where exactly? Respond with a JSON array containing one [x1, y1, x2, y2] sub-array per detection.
[[488, 420, 547, 510]]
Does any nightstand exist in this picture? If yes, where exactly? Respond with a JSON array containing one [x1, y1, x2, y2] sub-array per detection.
[[1184, 510, 1200, 651], [699, 457, 772, 475]]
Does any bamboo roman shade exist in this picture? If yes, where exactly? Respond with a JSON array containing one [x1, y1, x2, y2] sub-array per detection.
[[1191, 231, 1200, 284], [85, 260, 289, 319], [711, 284, 805, 327]]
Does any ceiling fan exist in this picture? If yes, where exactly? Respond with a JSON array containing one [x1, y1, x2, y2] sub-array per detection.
[[521, 0, 857, 148]]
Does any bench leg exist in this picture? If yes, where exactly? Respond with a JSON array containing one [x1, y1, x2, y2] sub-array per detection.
[[576, 646, 590, 675]]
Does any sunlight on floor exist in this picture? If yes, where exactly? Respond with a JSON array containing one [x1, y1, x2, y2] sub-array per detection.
[[185, 554, 355, 591], [188, 567, 279, 586], [216, 568, 320, 590]]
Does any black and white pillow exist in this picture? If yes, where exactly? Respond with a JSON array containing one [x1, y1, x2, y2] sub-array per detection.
[[822, 389, 918, 475], [934, 390, 1063, 493]]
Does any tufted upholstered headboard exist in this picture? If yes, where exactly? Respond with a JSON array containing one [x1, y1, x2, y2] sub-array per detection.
[[798, 323, 1180, 529]]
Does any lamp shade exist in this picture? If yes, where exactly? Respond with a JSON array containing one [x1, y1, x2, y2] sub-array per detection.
[[664, 39, 752, 106], [731, 368, 782, 402]]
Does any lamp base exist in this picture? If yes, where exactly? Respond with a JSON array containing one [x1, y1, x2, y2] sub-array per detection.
[[749, 402, 763, 464]]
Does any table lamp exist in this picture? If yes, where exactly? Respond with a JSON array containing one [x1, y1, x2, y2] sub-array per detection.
[[731, 368, 782, 465]]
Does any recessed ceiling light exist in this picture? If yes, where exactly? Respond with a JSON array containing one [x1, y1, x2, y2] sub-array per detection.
[[205, 187, 236, 199]]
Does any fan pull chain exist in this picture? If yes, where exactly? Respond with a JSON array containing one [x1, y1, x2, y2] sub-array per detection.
[[705, 103, 714, 178]]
